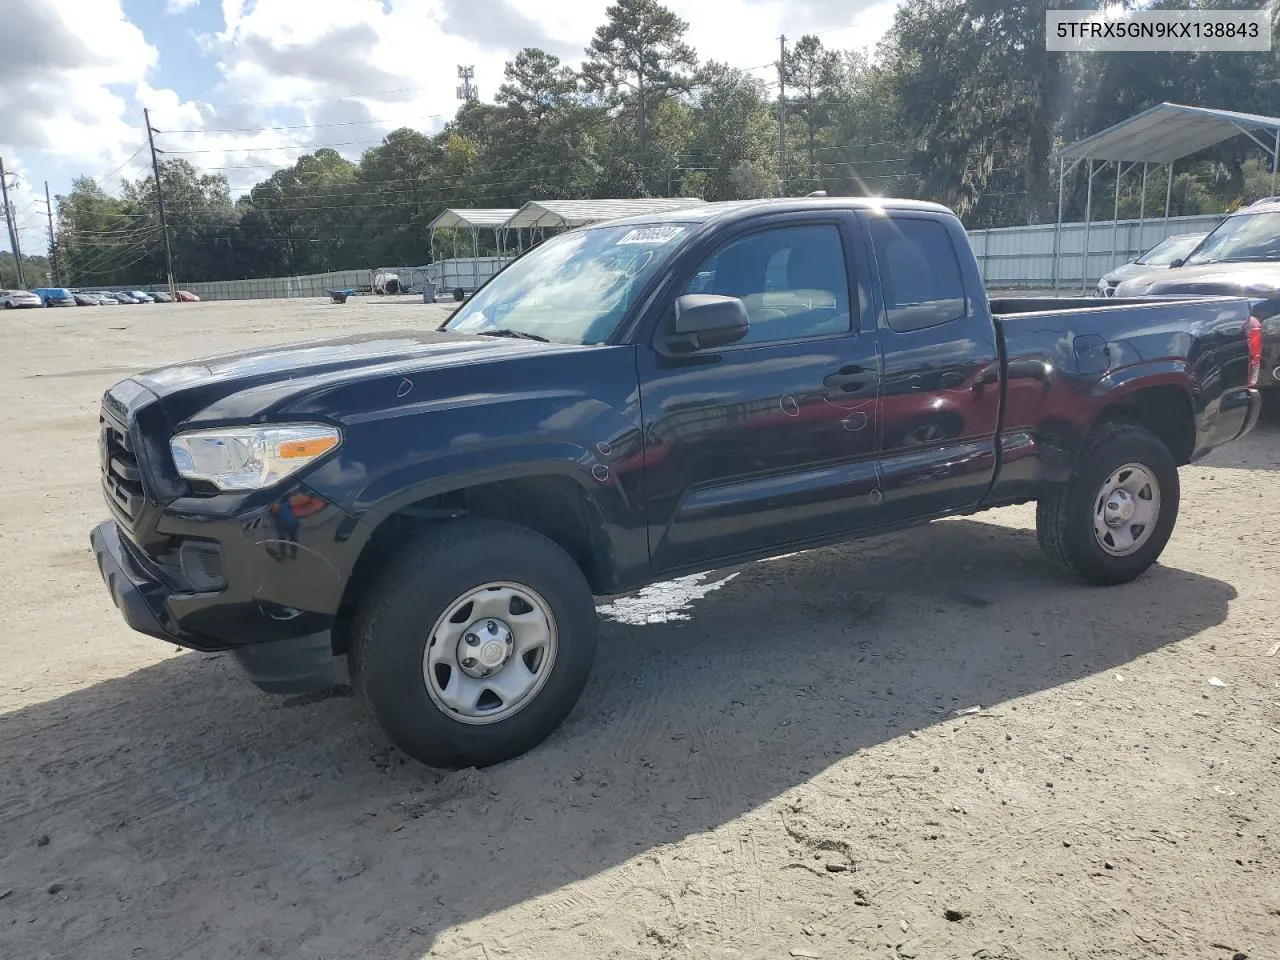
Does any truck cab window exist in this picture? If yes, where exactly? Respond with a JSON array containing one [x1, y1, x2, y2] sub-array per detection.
[[870, 217, 967, 333], [684, 224, 852, 344]]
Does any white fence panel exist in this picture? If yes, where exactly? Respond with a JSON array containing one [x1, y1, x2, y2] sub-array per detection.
[[968, 213, 1223, 290], [95, 213, 1231, 300]]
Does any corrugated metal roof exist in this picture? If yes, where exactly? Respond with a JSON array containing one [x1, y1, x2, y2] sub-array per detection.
[[504, 198, 708, 229], [1058, 102, 1280, 165], [428, 208, 519, 229]]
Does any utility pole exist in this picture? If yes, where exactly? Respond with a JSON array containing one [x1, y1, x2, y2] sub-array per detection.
[[144, 108, 178, 301], [456, 66, 477, 103], [42, 182, 59, 286], [777, 35, 788, 197], [0, 158, 27, 288]]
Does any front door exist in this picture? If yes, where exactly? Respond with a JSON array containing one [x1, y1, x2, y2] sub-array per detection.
[[637, 216, 882, 572]]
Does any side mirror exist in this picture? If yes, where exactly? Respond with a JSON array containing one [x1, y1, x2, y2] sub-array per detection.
[[1169, 257, 1185, 269], [661, 294, 749, 354]]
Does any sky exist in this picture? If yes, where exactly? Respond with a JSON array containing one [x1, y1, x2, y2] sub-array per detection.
[[0, 0, 900, 258]]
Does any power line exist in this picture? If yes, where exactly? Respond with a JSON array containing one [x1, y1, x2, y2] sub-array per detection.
[[72, 239, 162, 280], [164, 138, 390, 156], [89, 145, 149, 188], [69, 232, 161, 279], [162, 114, 449, 135]]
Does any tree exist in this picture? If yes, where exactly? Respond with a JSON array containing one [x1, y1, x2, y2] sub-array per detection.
[[493, 49, 601, 201], [783, 35, 840, 187], [876, 0, 1088, 222], [498, 48, 579, 121], [681, 62, 776, 199], [0, 251, 47, 288], [582, 0, 698, 184]]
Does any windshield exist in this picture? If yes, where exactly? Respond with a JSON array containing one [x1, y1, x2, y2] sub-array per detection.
[[443, 223, 691, 345], [1136, 234, 1203, 266], [1184, 212, 1280, 266]]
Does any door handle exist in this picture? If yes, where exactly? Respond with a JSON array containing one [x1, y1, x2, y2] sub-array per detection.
[[824, 365, 872, 392], [972, 365, 999, 393]]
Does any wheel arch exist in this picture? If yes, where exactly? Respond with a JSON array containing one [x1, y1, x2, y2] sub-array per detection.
[[332, 469, 616, 654], [1088, 371, 1197, 467]]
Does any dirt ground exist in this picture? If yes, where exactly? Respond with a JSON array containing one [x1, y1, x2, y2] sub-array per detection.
[[1, 297, 1277, 960]]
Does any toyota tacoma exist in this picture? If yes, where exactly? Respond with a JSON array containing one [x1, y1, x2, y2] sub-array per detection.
[[91, 197, 1264, 768]]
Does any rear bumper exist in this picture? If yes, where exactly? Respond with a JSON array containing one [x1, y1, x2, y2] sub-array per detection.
[[90, 519, 341, 693], [1224, 386, 1263, 441]]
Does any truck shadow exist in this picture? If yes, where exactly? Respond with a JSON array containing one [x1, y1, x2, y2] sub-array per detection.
[[0, 518, 1236, 959]]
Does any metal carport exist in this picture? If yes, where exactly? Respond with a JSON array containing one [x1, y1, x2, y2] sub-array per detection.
[[502, 198, 708, 246], [427, 208, 518, 263], [1053, 102, 1280, 291]]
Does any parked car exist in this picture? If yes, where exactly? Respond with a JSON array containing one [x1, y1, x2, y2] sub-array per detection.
[[1093, 232, 1207, 297], [0, 289, 43, 309], [128, 290, 155, 303], [73, 291, 103, 306], [34, 287, 76, 307], [90, 196, 1263, 769], [87, 292, 119, 305], [177, 290, 200, 302], [110, 292, 140, 304], [151, 291, 173, 303], [1115, 196, 1280, 388]]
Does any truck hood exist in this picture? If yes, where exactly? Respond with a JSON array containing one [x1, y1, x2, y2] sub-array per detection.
[[1100, 261, 1162, 286], [128, 329, 584, 425], [1114, 262, 1280, 298]]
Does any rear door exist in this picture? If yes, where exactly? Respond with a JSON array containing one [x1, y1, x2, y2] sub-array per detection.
[[637, 213, 882, 571], [861, 211, 1002, 520]]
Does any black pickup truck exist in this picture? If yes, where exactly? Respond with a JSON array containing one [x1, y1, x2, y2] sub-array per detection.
[[91, 197, 1263, 768]]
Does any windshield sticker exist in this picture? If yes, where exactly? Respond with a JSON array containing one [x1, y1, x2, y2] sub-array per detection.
[[615, 225, 687, 245]]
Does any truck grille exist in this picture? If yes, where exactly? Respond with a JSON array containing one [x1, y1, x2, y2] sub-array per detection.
[[100, 416, 145, 521]]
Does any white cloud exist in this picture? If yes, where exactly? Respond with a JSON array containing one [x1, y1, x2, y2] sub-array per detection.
[[166, 0, 201, 13], [0, 0, 158, 252]]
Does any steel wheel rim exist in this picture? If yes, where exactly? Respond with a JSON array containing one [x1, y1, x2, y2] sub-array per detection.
[[1092, 462, 1161, 557], [423, 581, 559, 725]]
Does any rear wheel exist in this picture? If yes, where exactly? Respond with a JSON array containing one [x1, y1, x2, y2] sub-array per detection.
[[1036, 422, 1179, 585], [349, 519, 597, 768]]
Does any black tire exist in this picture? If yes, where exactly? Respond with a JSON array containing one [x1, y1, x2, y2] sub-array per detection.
[[349, 518, 597, 768], [1036, 422, 1180, 586]]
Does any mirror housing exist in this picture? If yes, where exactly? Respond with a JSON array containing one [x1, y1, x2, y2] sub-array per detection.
[[660, 294, 749, 354]]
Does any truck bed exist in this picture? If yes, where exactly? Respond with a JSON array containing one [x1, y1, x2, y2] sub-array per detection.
[[984, 294, 1255, 503]]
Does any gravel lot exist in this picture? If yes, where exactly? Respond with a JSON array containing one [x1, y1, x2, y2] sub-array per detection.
[[1, 297, 1277, 960]]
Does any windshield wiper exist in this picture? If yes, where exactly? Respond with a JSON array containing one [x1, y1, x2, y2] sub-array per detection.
[[474, 328, 551, 343]]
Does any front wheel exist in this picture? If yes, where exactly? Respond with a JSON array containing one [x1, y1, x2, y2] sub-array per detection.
[[1036, 422, 1180, 585], [349, 519, 597, 768]]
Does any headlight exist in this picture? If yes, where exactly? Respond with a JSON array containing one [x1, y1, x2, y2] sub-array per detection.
[[170, 424, 341, 491]]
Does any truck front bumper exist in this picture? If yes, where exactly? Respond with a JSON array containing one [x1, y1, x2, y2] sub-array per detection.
[[90, 519, 342, 694]]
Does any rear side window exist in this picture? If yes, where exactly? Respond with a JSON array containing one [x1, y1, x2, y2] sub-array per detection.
[[869, 217, 967, 333]]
